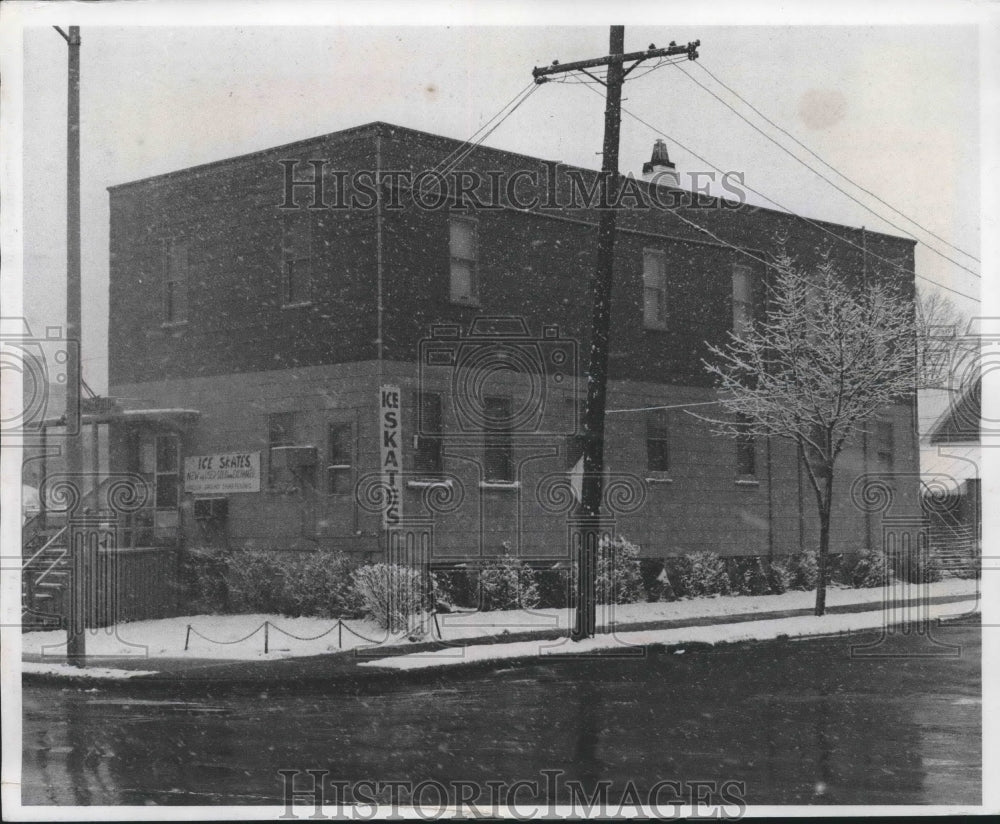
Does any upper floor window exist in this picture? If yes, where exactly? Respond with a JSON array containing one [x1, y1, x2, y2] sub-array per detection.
[[164, 239, 189, 324], [646, 409, 670, 472], [282, 214, 313, 305], [413, 391, 444, 475], [732, 263, 754, 336], [327, 422, 353, 494], [736, 418, 757, 477], [643, 249, 667, 330], [450, 217, 479, 305]]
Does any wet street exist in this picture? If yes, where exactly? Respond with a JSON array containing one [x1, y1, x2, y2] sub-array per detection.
[[22, 624, 980, 807]]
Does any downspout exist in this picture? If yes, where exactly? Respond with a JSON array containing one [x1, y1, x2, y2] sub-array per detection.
[[374, 131, 384, 546]]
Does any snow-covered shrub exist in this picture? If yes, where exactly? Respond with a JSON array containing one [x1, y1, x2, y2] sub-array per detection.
[[179, 546, 230, 613], [786, 550, 819, 591], [850, 546, 890, 588], [225, 548, 288, 614], [282, 549, 362, 618], [595, 536, 644, 604], [476, 553, 541, 611], [766, 557, 791, 594], [535, 566, 572, 608], [351, 563, 430, 632], [730, 556, 773, 596], [677, 551, 732, 598], [891, 547, 942, 584]]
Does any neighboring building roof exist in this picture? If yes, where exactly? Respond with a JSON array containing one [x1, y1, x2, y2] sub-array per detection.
[[929, 374, 980, 445]]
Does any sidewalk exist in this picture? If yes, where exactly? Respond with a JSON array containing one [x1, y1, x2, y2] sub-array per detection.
[[22, 580, 980, 690]]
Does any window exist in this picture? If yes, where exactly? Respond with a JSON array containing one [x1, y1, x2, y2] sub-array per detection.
[[164, 240, 189, 323], [646, 409, 670, 472], [736, 419, 756, 477], [282, 214, 312, 305], [413, 391, 444, 475], [450, 218, 478, 304], [327, 423, 353, 494], [154, 434, 179, 508], [732, 264, 754, 336], [643, 249, 667, 329], [483, 396, 513, 482], [268, 411, 298, 487], [876, 419, 894, 464]]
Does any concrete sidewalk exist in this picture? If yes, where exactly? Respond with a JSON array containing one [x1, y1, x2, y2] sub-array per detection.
[[22, 588, 980, 691]]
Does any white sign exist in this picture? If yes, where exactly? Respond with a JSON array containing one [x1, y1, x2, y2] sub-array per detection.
[[184, 452, 260, 494], [379, 385, 403, 526]]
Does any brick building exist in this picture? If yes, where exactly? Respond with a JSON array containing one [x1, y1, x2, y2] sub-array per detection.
[[104, 121, 921, 566]]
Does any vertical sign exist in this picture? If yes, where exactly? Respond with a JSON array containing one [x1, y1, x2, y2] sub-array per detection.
[[379, 385, 403, 526]]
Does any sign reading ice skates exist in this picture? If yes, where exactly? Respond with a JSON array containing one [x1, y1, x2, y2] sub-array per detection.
[[379, 385, 403, 526], [184, 452, 260, 494]]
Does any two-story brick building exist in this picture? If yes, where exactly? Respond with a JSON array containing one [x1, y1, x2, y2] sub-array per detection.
[[105, 121, 920, 568]]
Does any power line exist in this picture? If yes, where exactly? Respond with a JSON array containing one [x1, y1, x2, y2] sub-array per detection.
[[581, 83, 980, 304], [668, 62, 980, 278], [690, 60, 980, 264]]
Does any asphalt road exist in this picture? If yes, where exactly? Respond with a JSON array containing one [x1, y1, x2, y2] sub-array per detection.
[[21, 622, 981, 807]]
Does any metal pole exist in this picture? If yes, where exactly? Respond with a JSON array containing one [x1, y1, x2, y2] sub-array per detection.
[[574, 25, 625, 641]]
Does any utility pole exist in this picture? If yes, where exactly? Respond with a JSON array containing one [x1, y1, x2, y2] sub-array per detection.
[[533, 28, 699, 640], [55, 25, 85, 663]]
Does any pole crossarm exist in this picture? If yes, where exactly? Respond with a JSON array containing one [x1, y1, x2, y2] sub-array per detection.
[[532, 40, 699, 83]]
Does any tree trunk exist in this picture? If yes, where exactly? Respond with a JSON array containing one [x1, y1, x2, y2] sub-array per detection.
[[814, 475, 834, 616]]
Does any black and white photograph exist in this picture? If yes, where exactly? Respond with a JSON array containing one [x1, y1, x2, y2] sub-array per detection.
[[1, 0, 996, 818]]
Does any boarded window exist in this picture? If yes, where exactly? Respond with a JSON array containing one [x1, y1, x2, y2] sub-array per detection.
[[327, 423, 353, 494], [646, 409, 670, 472], [413, 391, 444, 475], [732, 263, 754, 336], [450, 218, 478, 304], [282, 214, 312, 305], [643, 249, 667, 329], [164, 240, 189, 323], [483, 396, 513, 482]]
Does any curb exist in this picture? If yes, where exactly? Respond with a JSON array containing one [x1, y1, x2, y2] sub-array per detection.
[[22, 592, 980, 691]]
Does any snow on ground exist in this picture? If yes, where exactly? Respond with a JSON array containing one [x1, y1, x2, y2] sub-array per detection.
[[360, 598, 982, 671], [21, 662, 159, 679], [21, 578, 979, 663]]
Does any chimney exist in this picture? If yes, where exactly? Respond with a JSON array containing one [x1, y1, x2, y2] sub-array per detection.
[[641, 139, 679, 187]]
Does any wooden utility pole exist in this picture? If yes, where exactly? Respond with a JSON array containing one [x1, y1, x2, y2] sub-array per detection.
[[533, 28, 699, 640], [55, 25, 85, 663]]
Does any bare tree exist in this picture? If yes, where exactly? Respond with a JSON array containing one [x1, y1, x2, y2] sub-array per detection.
[[702, 252, 917, 616]]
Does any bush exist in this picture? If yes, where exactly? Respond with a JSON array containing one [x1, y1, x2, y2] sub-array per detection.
[[676, 551, 732, 598], [282, 549, 362, 618], [595, 536, 644, 604], [850, 546, 890, 588], [179, 546, 230, 614], [891, 548, 942, 584], [225, 548, 289, 614], [786, 550, 819, 591], [351, 563, 431, 632], [476, 553, 541, 611], [536, 566, 572, 608], [766, 557, 791, 594], [730, 556, 774, 596]]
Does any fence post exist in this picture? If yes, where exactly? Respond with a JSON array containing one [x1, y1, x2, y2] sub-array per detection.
[[184, 624, 191, 651], [264, 620, 270, 654]]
